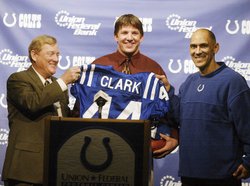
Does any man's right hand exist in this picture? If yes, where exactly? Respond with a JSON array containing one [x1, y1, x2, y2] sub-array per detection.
[[60, 66, 81, 85]]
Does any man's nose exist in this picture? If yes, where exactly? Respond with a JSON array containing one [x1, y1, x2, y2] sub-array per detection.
[[126, 33, 133, 40], [195, 46, 202, 54], [53, 54, 59, 61]]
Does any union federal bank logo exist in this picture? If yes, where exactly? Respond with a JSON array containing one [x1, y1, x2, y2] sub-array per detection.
[[159, 175, 250, 186], [165, 14, 212, 39], [222, 56, 250, 81], [0, 49, 30, 72], [55, 10, 101, 36], [160, 175, 181, 186]]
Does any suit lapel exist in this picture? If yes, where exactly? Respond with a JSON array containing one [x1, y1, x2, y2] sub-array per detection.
[[26, 66, 44, 90], [26, 66, 69, 117]]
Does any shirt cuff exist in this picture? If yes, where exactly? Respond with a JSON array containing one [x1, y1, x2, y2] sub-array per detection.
[[57, 78, 68, 91]]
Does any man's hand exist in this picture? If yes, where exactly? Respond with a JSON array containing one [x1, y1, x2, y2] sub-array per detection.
[[60, 66, 81, 85], [155, 74, 171, 92], [233, 164, 250, 179], [152, 133, 178, 159]]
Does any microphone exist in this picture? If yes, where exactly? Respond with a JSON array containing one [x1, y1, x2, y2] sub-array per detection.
[[150, 116, 159, 139], [94, 90, 109, 119]]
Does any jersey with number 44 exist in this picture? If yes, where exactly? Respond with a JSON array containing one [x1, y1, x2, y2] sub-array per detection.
[[70, 64, 170, 120]]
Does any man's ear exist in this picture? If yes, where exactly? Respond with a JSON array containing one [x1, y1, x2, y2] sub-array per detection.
[[114, 35, 118, 42], [214, 43, 220, 54], [30, 50, 37, 62], [140, 35, 144, 42]]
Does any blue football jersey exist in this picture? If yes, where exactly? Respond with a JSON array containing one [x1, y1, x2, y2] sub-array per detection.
[[70, 64, 170, 138]]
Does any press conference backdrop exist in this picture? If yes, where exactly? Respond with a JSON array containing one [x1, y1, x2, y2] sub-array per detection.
[[0, 0, 250, 185]]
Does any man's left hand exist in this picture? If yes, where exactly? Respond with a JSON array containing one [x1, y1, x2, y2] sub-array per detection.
[[152, 133, 178, 159]]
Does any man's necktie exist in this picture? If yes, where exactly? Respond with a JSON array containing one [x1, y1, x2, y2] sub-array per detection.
[[43, 79, 63, 117], [44, 80, 50, 86], [122, 58, 131, 74]]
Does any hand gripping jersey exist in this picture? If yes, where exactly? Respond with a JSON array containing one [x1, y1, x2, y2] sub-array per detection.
[[70, 64, 170, 137]]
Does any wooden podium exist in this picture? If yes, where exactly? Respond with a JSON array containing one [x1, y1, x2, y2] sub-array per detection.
[[44, 116, 151, 186]]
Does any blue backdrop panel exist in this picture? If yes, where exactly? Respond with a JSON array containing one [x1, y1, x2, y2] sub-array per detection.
[[0, 0, 250, 185]]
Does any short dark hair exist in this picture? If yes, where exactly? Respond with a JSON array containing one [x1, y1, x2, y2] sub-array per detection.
[[114, 14, 144, 36]]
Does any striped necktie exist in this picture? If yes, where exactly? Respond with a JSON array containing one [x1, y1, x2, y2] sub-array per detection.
[[122, 58, 131, 74], [44, 80, 50, 86]]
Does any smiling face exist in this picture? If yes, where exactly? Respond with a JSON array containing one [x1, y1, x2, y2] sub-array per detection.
[[29, 35, 60, 79], [113, 14, 144, 58], [190, 29, 219, 75], [31, 43, 60, 79], [115, 25, 144, 57]]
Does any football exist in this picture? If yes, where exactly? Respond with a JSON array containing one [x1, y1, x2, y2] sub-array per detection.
[[151, 138, 166, 151]]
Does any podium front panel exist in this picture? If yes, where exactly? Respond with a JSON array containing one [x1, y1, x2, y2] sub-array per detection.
[[44, 117, 151, 186]]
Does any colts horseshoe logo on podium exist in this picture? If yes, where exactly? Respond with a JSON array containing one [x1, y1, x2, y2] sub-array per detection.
[[80, 136, 113, 172]]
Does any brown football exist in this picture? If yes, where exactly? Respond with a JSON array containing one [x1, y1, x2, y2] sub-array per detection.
[[151, 138, 166, 151]]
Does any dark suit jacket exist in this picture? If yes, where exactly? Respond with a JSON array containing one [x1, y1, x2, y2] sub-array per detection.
[[2, 66, 70, 184]]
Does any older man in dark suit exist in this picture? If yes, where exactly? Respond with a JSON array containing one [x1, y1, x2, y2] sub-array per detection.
[[2, 35, 81, 186]]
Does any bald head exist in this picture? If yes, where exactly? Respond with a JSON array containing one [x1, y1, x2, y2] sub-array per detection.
[[191, 29, 216, 45]]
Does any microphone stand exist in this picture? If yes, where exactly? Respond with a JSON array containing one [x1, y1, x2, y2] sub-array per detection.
[[95, 97, 107, 119]]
